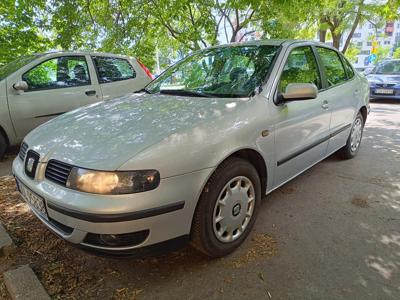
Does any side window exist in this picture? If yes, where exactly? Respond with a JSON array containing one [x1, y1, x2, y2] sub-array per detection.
[[342, 57, 355, 79], [22, 56, 90, 91], [92, 57, 136, 83], [316, 47, 347, 86], [278, 46, 321, 93]]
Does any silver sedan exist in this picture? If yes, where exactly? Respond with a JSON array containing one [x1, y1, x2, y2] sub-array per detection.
[[13, 40, 369, 257]]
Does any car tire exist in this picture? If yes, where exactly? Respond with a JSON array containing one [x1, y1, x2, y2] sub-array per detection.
[[191, 157, 261, 258], [338, 111, 364, 160], [0, 133, 7, 160]]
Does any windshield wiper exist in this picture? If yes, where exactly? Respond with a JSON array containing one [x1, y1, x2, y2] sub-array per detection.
[[159, 89, 211, 97], [134, 88, 151, 94]]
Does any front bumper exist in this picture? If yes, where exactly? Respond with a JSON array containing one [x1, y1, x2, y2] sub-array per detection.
[[12, 157, 212, 254], [370, 87, 400, 99]]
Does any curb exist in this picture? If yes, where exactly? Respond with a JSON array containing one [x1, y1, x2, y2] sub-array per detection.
[[3, 265, 51, 300], [0, 223, 14, 256]]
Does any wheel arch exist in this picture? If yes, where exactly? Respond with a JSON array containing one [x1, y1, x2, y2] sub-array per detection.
[[226, 149, 268, 196], [0, 125, 9, 146], [359, 105, 368, 123]]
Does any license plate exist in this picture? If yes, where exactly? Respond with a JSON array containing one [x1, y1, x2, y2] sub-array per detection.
[[15, 178, 48, 220], [375, 88, 394, 95]]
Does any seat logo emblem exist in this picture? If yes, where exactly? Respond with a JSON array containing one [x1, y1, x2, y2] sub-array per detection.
[[26, 157, 35, 173]]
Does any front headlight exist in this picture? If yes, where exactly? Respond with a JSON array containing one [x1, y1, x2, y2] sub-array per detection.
[[66, 167, 160, 195]]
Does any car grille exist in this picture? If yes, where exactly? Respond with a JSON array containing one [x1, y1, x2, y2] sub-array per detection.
[[19, 142, 29, 161], [375, 83, 396, 88], [45, 160, 73, 186]]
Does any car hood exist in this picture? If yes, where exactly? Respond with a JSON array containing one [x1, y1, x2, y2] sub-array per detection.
[[367, 73, 400, 84], [26, 93, 250, 170]]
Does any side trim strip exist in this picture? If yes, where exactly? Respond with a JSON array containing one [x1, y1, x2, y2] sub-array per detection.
[[47, 201, 185, 223], [35, 112, 66, 119], [277, 123, 351, 166]]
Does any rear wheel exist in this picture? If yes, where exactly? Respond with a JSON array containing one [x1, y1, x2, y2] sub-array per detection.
[[191, 157, 261, 258], [0, 133, 7, 160], [338, 111, 364, 159]]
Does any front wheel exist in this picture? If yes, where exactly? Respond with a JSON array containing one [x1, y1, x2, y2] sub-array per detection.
[[338, 111, 364, 159], [191, 157, 261, 258]]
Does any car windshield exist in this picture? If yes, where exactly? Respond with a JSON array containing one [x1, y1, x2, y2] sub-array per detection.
[[0, 54, 42, 81], [146, 45, 279, 98], [373, 60, 400, 75]]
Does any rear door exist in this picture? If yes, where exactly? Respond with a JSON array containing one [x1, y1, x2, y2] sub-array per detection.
[[270, 45, 331, 187], [314, 47, 358, 155], [7, 55, 102, 139], [91, 56, 151, 100]]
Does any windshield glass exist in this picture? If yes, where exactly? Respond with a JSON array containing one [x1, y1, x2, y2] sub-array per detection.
[[0, 54, 42, 81], [373, 60, 400, 75], [146, 45, 279, 98]]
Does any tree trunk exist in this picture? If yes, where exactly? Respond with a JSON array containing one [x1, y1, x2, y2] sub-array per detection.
[[319, 29, 327, 43], [332, 33, 341, 50], [341, 2, 363, 54]]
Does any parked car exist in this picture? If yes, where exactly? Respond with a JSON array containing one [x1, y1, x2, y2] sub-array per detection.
[[13, 40, 369, 257], [0, 51, 153, 158], [366, 59, 400, 100]]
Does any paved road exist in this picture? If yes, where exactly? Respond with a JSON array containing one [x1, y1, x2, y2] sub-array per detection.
[[1, 101, 399, 299]]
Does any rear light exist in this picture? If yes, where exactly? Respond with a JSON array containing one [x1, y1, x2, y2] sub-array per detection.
[[136, 59, 154, 80]]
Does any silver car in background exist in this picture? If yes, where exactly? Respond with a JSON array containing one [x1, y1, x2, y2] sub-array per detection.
[[12, 40, 369, 257], [0, 51, 153, 158]]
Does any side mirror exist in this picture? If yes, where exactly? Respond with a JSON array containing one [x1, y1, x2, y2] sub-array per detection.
[[281, 83, 318, 101], [13, 81, 29, 91]]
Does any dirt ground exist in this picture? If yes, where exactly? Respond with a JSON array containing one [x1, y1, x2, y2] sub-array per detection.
[[0, 100, 399, 299]]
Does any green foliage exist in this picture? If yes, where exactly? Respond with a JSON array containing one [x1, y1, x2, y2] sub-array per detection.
[[1, 0, 399, 70], [375, 45, 391, 63], [0, 0, 52, 65], [393, 48, 400, 59], [345, 45, 361, 63]]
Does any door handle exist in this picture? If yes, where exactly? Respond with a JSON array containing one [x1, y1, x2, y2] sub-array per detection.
[[321, 100, 329, 110], [85, 90, 96, 96], [354, 89, 360, 95]]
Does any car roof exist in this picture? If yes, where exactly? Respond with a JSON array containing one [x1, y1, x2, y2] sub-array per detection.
[[206, 39, 337, 51], [33, 50, 134, 59]]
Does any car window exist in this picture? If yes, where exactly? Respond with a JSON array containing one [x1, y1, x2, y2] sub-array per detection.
[[316, 47, 347, 86], [373, 60, 400, 74], [22, 56, 90, 91], [278, 46, 321, 93], [146, 45, 279, 98], [92, 57, 136, 83], [342, 57, 355, 79]]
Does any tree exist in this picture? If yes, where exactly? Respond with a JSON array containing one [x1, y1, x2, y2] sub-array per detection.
[[0, 0, 51, 65], [315, 0, 400, 53], [393, 47, 400, 59]]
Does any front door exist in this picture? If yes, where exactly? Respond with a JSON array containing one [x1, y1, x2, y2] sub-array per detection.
[[7, 55, 102, 139], [270, 45, 332, 187]]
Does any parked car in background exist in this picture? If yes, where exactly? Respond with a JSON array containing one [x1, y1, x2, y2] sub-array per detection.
[[13, 40, 369, 257], [0, 51, 153, 158], [366, 59, 400, 100]]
